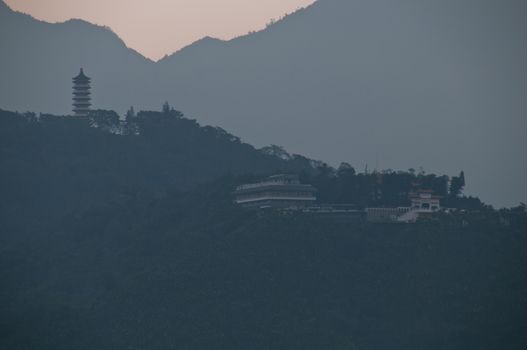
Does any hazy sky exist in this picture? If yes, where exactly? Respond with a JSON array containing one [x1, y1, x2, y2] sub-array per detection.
[[5, 0, 315, 60]]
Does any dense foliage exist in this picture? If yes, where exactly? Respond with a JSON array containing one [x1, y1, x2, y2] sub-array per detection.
[[302, 163, 479, 209], [1, 178, 526, 349], [1, 108, 525, 349], [0, 107, 482, 235], [0, 108, 313, 235]]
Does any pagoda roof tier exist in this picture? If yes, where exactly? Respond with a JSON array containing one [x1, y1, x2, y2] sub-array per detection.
[[73, 77, 91, 83], [73, 68, 91, 82]]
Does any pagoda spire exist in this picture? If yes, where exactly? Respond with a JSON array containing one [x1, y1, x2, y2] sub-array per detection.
[[72, 68, 91, 117]]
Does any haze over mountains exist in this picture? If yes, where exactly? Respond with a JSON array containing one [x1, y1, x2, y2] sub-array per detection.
[[1, 0, 526, 207]]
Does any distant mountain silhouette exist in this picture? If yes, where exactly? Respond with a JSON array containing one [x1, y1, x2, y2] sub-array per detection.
[[1, 0, 526, 207], [0, 1, 155, 113]]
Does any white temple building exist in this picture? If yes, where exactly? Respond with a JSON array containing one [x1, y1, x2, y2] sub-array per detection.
[[409, 190, 441, 212], [234, 174, 317, 209], [366, 190, 442, 223]]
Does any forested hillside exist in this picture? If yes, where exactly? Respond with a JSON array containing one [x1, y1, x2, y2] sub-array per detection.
[[1, 177, 526, 349], [0, 107, 317, 235], [1, 108, 526, 349], [0, 107, 484, 236]]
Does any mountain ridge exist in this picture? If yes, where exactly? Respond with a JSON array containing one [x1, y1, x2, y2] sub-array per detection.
[[0, 0, 152, 62], [1, 0, 526, 207]]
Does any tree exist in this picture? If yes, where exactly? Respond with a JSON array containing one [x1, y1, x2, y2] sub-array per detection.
[[510, 202, 526, 213], [24, 112, 37, 122], [260, 145, 292, 160], [337, 162, 356, 177], [316, 163, 334, 178], [162, 101, 171, 114], [87, 109, 120, 130], [450, 171, 466, 197], [124, 106, 137, 135], [125, 106, 135, 122]]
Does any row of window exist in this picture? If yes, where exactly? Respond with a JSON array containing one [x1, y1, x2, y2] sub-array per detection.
[[236, 192, 315, 200], [412, 203, 439, 210]]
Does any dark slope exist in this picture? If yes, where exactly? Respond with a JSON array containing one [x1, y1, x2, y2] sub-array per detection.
[[0, 109, 314, 236], [1, 0, 527, 206], [1, 181, 526, 349]]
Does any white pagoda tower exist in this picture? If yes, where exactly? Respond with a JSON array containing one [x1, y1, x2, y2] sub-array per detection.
[[72, 68, 91, 117]]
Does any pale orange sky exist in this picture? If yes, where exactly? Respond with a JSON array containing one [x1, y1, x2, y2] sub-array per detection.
[[5, 0, 316, 61]]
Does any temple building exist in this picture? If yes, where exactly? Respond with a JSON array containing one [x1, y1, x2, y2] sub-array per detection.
[[72, 68, 91, 117], [409, 190, 441, 212], [234, 174, 317, 209], [366, 190, 442, 223]]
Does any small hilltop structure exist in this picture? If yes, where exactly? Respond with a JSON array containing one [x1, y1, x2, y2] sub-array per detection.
[[72, 68, 91, 117], [366, 190, 442, 223]]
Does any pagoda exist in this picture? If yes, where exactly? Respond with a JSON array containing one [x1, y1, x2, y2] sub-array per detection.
[[72, 68, 91, 117]]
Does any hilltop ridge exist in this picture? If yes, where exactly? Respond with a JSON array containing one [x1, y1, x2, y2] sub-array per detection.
[[1, 0, 527, 207], [1, 108, 526, 348], [1, 106, 526, 350]]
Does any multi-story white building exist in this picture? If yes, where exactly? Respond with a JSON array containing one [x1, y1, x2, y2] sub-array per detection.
[[234, 174, 317, 209]]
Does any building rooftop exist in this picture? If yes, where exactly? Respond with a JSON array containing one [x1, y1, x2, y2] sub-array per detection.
[[235, 174, 304, 191], [409, 190, 442, 200]]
